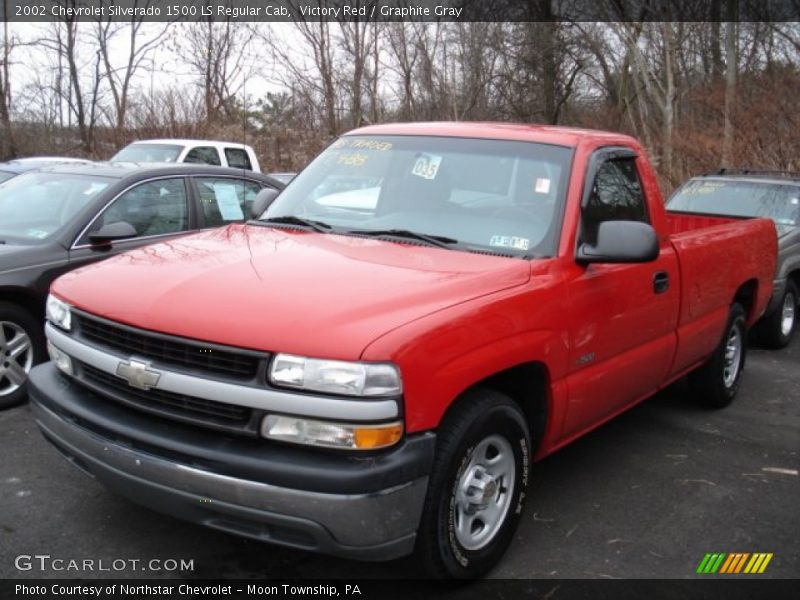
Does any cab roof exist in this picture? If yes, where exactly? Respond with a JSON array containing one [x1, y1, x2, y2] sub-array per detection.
[[347, 121, 639, 148], [126, 139, 252, 148]]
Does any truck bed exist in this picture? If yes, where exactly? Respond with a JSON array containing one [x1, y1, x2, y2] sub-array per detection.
[[666, 212, 777, 377], [666, 210, 745, 235]]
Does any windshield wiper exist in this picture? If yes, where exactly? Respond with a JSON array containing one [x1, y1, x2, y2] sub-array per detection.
[[253, 215, 332, 233], [346, 228, 459, 249]]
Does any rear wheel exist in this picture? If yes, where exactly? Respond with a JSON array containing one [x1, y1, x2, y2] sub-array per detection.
[[757, 281, 797, 349], [689, 303, 747, 408], [0, 303, 45, 409], [414, 389, 531, 580]]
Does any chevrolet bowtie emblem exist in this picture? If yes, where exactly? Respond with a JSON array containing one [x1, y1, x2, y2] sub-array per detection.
[[116, 359, 161, 391]]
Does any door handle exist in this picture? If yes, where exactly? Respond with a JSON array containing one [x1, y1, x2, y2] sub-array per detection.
[[653, 271, 670, 294]]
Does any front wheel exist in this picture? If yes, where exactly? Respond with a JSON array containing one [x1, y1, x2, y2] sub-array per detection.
[[0, 302, 46, 410], [414, 389, 531, 579], [689, 303, 747, 409]]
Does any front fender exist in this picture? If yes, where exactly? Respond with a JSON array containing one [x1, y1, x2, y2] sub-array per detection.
[[361, 288, 570, 436]]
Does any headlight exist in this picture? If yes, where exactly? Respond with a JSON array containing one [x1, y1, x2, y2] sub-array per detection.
[[46, 294, 72, 331], [269, 354, 402, 397], [261, 415, 403, 450]]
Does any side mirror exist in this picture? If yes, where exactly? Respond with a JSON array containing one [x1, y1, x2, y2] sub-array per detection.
[[88, 221, 138, 246], [577, 221, 659, 264], [250, 187, 280, 219]]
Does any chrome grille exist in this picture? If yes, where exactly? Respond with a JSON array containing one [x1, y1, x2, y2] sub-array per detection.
[[75, 314, 261, 379], [80, 362, 256, 434]]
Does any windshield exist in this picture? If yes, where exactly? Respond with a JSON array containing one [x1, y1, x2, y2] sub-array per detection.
[[0, 172, 113, 242], [262, 135, 573, 257], [112, 143, 183, 163], [668, 178, 800, 230]]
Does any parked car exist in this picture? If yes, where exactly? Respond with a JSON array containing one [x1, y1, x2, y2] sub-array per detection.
[[111, 139, 261, 172], [0, 162, 283, 408], [0, 157, 94, 184], [29, 123, 776, 579], [668, 169, 800, 348]]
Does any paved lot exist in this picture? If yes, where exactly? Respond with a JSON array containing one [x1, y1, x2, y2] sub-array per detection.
[[1, 338, 797, 580]]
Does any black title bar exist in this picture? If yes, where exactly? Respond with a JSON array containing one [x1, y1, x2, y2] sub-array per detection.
[[3, 0, 800, 23]]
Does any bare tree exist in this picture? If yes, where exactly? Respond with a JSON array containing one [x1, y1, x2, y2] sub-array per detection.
[[721, 2, 739, 167], [177, 15, 255, 129], [337, 8, 379, 128], [38, 3, 106, 155], [0, 10, 17, 159], [96, 2, 173, 144]]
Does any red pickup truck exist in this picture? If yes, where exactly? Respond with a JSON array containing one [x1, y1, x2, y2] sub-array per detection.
[[29, 123, 776, 579]]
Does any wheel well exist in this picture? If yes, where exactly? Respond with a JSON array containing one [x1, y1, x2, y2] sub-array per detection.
[[446, 363, 549, 455], [0, 289, 43, 319], [733, 279, 758, 321], [788, 270, 800, 293]]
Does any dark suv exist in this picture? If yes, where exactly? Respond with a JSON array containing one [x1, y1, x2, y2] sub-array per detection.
[[668, 170, 800, 348], [0, 162, 283, 407]]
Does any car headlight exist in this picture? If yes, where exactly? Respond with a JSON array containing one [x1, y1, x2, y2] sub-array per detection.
[[261, 415, 403, 450], [269, 354, 402, 397], [46, 294, 72, 331]]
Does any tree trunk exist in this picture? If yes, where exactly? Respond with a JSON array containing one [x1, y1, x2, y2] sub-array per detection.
[[662, 23, 676, 178], [0, 19, 16, 159], [721, 2, 738, 168], [541, 21, 558, 124]]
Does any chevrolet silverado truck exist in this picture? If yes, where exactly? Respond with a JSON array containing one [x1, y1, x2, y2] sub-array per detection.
[[28, 123, 777, 579]]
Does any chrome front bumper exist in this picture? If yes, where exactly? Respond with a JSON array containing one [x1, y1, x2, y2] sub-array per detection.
[[29, 364, 431, 561]]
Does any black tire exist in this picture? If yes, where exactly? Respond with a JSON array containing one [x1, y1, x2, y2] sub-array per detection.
[[0, 302, 46, 410], [689, 303, 747, 409], [414, 388, 531, 580], [757, 280, 797, 349]]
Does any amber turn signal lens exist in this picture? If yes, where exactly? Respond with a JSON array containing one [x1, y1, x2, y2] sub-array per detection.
[[354, 424, 404, 449]]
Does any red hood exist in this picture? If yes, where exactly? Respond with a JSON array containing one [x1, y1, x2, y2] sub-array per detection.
[[53, 225, 531, 359]]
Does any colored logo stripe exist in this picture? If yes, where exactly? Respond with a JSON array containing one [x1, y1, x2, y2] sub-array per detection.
[[745, 553, 773, 573], [697, 553, 726, 573], [699, 552, 773, 574], [720, 553, 749, 573]]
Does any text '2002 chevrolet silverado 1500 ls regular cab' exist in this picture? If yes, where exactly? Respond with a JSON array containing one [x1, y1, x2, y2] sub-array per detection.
[[29, 123, 777, 579]]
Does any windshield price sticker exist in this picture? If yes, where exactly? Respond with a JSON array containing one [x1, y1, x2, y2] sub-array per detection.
[[337, 152, 369, 167], [490, 235, 531, 251], [411, 153, 442, 180], [332, 138, 393, 152], [535, 178, 551, 194]]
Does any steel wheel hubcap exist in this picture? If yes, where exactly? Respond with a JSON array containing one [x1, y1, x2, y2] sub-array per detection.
[[723, 324, 742, 388], [454, 434, 515, 551], [781, 293, 796, 337], [0, 321, 34, 396]]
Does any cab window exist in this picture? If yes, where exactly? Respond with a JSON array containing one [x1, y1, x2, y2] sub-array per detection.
[[185, 146, 221, 166], [582, 156, 648, 245], [225, 148, 252, 170]]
